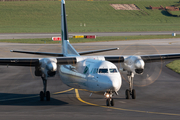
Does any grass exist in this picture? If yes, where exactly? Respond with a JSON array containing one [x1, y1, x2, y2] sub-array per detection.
[[170, 11, 180, 15], [0, 34, 179, 44], [0, 1, 61, 33], [166, 60, 180, 74], [0, 0, 180, 33]]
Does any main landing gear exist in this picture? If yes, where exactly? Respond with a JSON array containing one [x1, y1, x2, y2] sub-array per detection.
[[125, 72, 136, 99], [40, 75, 50, 101], [104, 92, 114, 106]]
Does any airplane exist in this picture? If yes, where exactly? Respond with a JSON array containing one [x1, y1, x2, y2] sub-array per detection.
[[1, 0, 180, 106]]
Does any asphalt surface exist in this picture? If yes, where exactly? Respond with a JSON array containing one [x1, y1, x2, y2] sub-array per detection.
[[0, 39, 180, 120], [0, 31, 180, 39]]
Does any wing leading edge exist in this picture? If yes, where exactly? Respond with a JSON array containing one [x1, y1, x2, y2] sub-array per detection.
[[104, 53, 180, 63], [0, 58, 39, 66], [141, 53, 180, 62], [0, 57, 77, 66]]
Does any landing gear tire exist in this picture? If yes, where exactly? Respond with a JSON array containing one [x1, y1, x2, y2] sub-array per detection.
[[40, 91, 44, 101], [125, 89, 130, 99], [110, 98, 114, 106], [106, 98, 110, 106], [132, 89, 136, 99], [46, 91, 50, 101]]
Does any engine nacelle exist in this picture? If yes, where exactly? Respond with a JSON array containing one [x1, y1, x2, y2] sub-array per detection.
[[35, 58, 57, 78], [120, 56, 145, 75], [46, 61, 57, 77]]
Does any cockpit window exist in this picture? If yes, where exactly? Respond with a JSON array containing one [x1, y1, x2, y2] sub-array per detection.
[[99, 69, 108, 73], [109, 68, 117, 73]]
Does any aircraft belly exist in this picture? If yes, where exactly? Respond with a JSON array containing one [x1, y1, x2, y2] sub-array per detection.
[[87, 77, 112, 94], [58, 65, 88, 89], [58, 65, 108, 94], [87, 78, 100, 91]]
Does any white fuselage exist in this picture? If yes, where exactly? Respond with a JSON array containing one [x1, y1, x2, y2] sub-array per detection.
[[58, 57, 122, 94]]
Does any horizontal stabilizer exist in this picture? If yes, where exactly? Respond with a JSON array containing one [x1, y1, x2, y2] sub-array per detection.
[[11, 50, 63, 57], [79, 48, 119, 55], [11, 48, 119, 56]]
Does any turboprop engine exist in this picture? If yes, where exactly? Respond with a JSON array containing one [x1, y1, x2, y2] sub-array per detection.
[[120, 56, 145, 75], [35, 58, 57, 77]]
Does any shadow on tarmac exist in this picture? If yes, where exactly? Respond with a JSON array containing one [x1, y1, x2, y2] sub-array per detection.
[[0, 93, 68, 106]]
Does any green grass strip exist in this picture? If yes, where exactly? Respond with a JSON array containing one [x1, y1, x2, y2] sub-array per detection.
[[0, 35, 180, 44], [166, 60, 180, 74], [1, 1, 180, 33]]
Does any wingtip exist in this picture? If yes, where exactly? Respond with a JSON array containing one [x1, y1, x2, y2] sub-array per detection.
[[10, 50, 13, 52], [117, 48, 119, 50]]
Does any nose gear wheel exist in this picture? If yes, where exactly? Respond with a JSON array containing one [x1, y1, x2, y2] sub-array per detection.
[[106, 98, 114, 106]]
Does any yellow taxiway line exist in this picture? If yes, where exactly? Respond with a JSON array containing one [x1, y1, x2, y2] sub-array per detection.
[[75, 89, 180, 116], [53, 88, 74, 95]]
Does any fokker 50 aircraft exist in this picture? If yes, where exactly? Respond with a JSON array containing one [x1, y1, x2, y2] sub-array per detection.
[[1, 0, 180, 106]]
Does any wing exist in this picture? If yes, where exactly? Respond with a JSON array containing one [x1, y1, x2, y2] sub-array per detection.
[[0, 58, 39, 66], [104, 56, 124, 63], [104, 53, 180, 63], [0, 57, 77, 66], [1, 52, 180, 67], [140, 53, 180, 62]]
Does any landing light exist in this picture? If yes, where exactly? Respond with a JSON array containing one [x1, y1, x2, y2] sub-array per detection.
[[106, 94, 110, 98]]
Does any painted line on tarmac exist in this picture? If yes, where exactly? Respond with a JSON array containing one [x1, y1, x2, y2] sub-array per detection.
[[0, 88, 74, 102], [53, 88, 74, 95], [75, 89, 180, 116]]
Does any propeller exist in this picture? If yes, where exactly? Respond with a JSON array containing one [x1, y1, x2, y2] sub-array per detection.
[[119, 43, 163, 87], [30, 44, 62, 78]]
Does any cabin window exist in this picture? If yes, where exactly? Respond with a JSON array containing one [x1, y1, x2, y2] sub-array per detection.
[[96, 68, 98, 73], [99, 69, 108, 73], [93, 68, 96, 74], [109, 68, 117, 73], [90, 68, 93, 74]]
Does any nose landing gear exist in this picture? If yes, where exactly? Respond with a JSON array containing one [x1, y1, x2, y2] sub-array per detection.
[[104, 92, 114, 106], [106, 98, 114, 106]]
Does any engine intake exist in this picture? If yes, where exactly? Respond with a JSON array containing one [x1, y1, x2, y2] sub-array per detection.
[[47, 71, 56, 76], [135, 69, 143, 74]]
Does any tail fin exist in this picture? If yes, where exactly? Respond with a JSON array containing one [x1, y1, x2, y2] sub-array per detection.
[[61, 0, 79, 56]]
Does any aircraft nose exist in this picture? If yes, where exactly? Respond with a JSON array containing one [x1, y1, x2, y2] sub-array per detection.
[[108, 76, 121, 92]]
